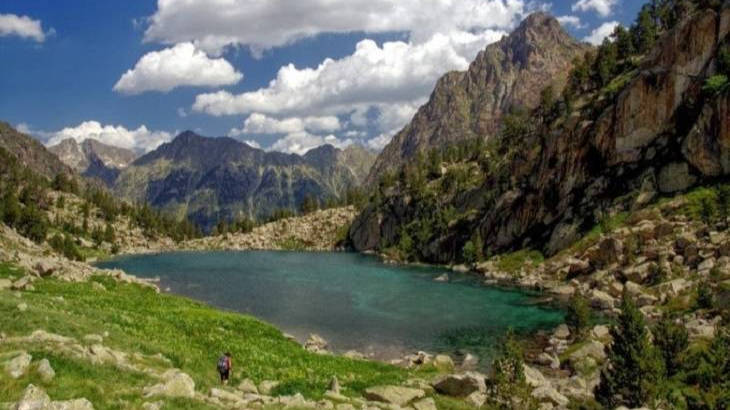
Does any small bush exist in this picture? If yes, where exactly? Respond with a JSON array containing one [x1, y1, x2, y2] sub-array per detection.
[[566, 294, 592, 336]]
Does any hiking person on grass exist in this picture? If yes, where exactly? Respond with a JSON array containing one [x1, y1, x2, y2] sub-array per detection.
[[217, 352, 232, 384]]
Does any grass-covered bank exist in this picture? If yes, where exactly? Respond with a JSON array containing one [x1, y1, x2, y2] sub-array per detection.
[[0, 262, 422, 409]]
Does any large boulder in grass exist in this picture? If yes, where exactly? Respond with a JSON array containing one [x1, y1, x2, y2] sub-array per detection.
[[143, 369, 195, 399], [432, 372, 486, 397], [363, 385, 425, 406], [5, 352, 32, 379]]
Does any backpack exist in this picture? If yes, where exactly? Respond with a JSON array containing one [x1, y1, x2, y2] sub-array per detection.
[[217, 356, 229, 372]]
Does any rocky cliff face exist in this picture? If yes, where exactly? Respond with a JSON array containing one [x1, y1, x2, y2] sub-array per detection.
[[114, 132, 375, 231], [48, 138, 137, 186], [351, 5, 730, 262], [366, 13, 591, 185], [0, 122, 71, 179]]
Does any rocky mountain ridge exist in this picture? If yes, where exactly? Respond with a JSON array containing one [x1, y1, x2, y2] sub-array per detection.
[[0, 122, 71, 180], [366, 12, 591, 185], [352, 5, 730, 262], [48, 138, 137, 186]]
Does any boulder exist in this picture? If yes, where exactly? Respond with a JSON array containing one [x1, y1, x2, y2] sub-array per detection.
[[34, 260, 56, 277], [363, 386, 425, 406], [531, 385, 569, 407], [523, 365, 548, 388], [590, 289, 616, 310], [591, 325, 610, 340], [412, 397, 438, 410], [433, 354, 454, 372], [210, 388, 243, 403], [5, 352, 32, 379], [659, 278, 690, 297], [595, 237, 624, 266], [13, 384, 51, 409], [536, 353, 560, 370], [658, 162, 697, 193], [434, 274, 449, 282], [304, 334, 328, 353], [49, 398, 94, 409], [258, 380, 280, 395], [37, 358, 55, 382], [553, 324, 570, 339], [11, 277, 33, 291], [328, 376, 341, 395], [549, 284, 575, 297], [143, 369, 195, 398], [569, 341, 606, 364], [17, 303, 28, 312], [237, 379, 258, 394], [432, 372, 486, 397]]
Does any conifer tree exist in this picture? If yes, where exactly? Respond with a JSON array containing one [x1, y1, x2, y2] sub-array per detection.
[[596, 294, 664, 408]]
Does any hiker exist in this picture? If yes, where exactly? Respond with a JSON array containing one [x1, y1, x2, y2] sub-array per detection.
[[217, 352, 232, 384]]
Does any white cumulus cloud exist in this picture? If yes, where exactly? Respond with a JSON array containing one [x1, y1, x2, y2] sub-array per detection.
[[571, 0, 618, 17], [113, 42, 243, 94], [584, 21, 619, 45], [0, 14, 48, 42], [230, 113, 341, 136], [45, 121, 172, 153], [268, 132, 353, 156], [193, 31, 503, 119], [556, 15, 585, 29], [144, 0, 526, 55]]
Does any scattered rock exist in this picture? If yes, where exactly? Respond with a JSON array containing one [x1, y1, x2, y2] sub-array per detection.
[[304, 334, 328, 353], [17, 303, 28, 312], [5, 352, 32, 379], [258, 380, 280, 395], [589, 289, 616, 310], [83, 334, 104, 344], [11, 276, 34, 291], [531, 385, 570, 407], [412, 397, 438, 410], [363, 386, 425, 406], [569, 341, 606, 364], [13, 384, 50, 409], [523, 365, 548, 388], [328, 376, 341, 395], [34, 260, 56, 277], [238, 378, 258, 394], [37, 358, 55, 382], [433, 354, 454, 372], [536, 353, 560, 370], [210, 387, 243, 403], [0, 278, 12, 290], [591, 325, 610, 340], [143, 369, 195, 398], [432, 372, 486, 397], [553, 324, 570, 339]]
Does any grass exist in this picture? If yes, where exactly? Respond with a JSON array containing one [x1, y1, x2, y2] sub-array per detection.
[[494, 249, 544, 274], [0, 262, 419, 409], [274, 236, 310, 251]]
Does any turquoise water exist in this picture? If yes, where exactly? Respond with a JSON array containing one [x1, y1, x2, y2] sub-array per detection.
[[97, 251, 563, 362]]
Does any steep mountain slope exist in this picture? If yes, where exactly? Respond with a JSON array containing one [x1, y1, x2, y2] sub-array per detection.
[[366, 13, 591, 185], [48, 138, 137, 186], [114, 132, 375, 231], [351, 4, 730, 262], [0, 122, 71, 179]]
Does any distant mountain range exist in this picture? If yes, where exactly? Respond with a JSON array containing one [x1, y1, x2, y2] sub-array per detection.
[[0, 121, 71, 179], [112, 132, 376, 231], [49, 138, 137, 186]]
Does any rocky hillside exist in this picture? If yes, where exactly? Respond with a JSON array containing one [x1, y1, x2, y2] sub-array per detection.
[[182, 206, 357, 252], [49, 138, 137, 186], [0, 122, 71, 179], [113, 132, 375, 232], [352, 3, 730, 262], [366, 12, 591, 185]]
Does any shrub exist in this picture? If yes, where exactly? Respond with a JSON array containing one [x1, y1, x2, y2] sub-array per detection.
[[566, 294, 591, 336], [696, 281, 715, 310], [702, 74, 729, 96]]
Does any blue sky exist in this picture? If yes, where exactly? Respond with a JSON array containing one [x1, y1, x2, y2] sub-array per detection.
[[0, 0, 648, 155]]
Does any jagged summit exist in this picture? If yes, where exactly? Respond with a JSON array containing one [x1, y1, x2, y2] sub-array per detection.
[[366, 12, 590, 185]]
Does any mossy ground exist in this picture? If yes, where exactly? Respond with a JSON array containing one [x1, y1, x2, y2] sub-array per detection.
[[0, 262, 421, 409]]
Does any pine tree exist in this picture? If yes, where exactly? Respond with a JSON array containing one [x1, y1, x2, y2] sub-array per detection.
[[633, 5, 658, 54], [653, 318, 689, 376], [613, 25, 635, 59], [595, 294, 664, 408], [486, 330, 536, 409]]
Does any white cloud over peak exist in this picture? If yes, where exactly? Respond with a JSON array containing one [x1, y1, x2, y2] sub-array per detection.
[[268, 132, 353, 156], [113, 42, 242, 94], [571, 0, 618, 17], [193, 31, 503, 119], [584, 21, 619, 45], [0, 13, 48, 42], [556, 15, 585, 29], [45, 121, 172, 153], [232, 113, 341, 136], [144, 0, 526, 55]]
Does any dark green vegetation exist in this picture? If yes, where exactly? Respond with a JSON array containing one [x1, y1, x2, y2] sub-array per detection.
[[0, 132, 201, 261], [594, 293, 730, 409], [351, 0, 730, 263], [0, 262, 415, 409], [112, 132, 375, 232]]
